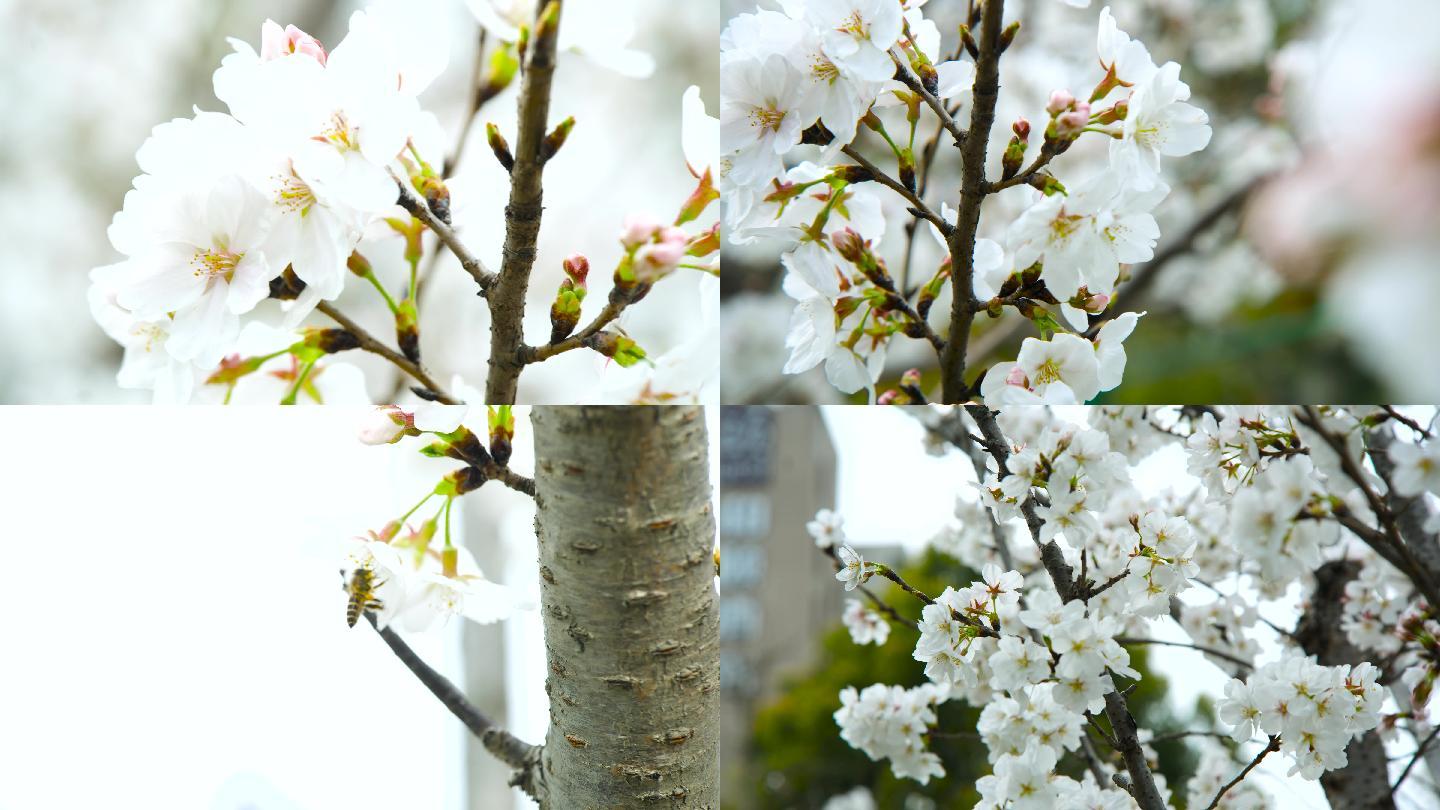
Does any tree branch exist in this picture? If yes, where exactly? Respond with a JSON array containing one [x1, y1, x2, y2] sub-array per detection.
[[366, 615, 545, 799], [939, 0, 1004, 402], [1203, 736, 1279, 810], [521, 296, 627, 364], [484, 1, 564, 403], [1115, 636, 1253, 672], [393, 171, 498, 292], [315, 301, 460, 404], [840, 145, 950, 235]]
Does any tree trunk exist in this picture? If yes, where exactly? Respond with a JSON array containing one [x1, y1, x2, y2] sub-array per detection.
[[531, 406, 719, 808], [1294, 560, 1396, 810]]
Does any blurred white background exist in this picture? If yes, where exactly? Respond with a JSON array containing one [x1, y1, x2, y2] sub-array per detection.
[[0, 406, 720, 810], [0, 0, 718, 404]]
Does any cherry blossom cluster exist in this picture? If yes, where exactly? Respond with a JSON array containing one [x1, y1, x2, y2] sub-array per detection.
[[1216, 655, 1384, 778], [341, 404, 532, 631], [720, 0, 1209, 401], [88, 0, 719, 404], [833, 681, 949, 784]]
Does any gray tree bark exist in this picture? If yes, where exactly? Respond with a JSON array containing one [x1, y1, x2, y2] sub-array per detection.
[[1295, 560, 1396, 810], [530, 406, 719, 808]]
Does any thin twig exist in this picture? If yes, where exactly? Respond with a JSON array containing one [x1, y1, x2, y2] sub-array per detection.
[[840, 145, 950, 235], [1393, 724, 1440, 794], [888, 49, 966, 147], [393, 172, 498, 292], [522, 297, 627, 364], [1204, 736, 1280, 810], [366, 614, 545, 798], [316, 301, 460, 404], [1115, 636, 1254, 672]]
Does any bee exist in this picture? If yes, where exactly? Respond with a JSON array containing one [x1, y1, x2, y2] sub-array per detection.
[[345, 564, 385, 628]]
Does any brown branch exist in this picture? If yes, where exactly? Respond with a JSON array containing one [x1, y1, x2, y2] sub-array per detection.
[[315, 301, 460, 404], [1393, 723, 1440, 794], [1115, 636, 1254, 672], [985, 141, 1060, 193], [939, 0, 1004, 403], [484, 1, 564, 403], [840, 145, 950, 235], [1203, 736, 1279, 810], [521, 296, 627, 364], [393, 171, 498, 292], [366, 615, 545, 799], [888, 49, 966, 147]]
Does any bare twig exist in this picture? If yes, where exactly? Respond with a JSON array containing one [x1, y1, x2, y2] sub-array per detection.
[[316, 301, 460, 404], [522, 297, 627, 364], [367, 615, 545, 798], [1204, 736, 1279, 810], [840, 145, 950, 235], [1393, 723, 1440, 794], [1115, 636, 1254, 672], [393, 172, 498, 292]]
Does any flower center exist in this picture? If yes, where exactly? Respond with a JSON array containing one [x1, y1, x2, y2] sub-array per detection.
[[749, 104, 787, 133], [1033, 358, 1064, 385], [316, 111, 358, 151], [274, 168, 317, 215], [810, 54, 840, 83], [837, 11, 870, 39], [191, 247, 243, 281], [129, 322, 166, 351]]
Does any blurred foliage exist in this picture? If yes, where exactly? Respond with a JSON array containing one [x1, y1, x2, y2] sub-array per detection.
[[744, 548, 1208, 808]]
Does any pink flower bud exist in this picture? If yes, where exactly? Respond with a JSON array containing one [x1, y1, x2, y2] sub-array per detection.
[[358, 405, 412, 445], [1005, 365, 1029, 387], [260, 20, 328, 65], [1012, 118, 1031, 139], [831, 228, 867, 263], [620, 214, 662, 250], [1055, 104, 1091, 138], [1046, 90, 1075, 117], [634, 226, 690, 279], [1084, 293, 1110, 313], [900, 368, 923, 388], [563, 253, 590, 284]]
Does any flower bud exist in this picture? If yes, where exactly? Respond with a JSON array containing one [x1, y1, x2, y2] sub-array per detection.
[[476, 45, 519, 107], [486, 123, 515, 172], [832, 228, 867, 264], [584, 331, 647, 367], [301, 327, 361, 355], [347, 251, 373, 278], [268, 266, 306, 300], [917, 62, 939, 97], [900, 368, 923, 390], [358, 406, 414, 445], [1013, 118, 1031, 141], [1005, 366, 1029, 387], [488, 405, 515, 466], [1046, 90, 1075, 117], [877, 389, 906, 405], [540, 116, 575, 163], [959, 24, 979, 59], [395, 300, 420, 363], [1054, 102, 1091, 139], [620, 215, 662, 250], [830, 165, 876, 185], [999, 20, 1021, 53], [260, 20, 327, 65]]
